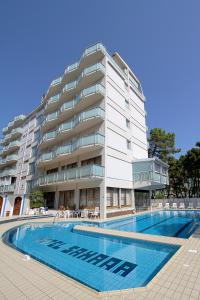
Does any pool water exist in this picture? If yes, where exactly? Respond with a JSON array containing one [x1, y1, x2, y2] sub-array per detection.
[[101, 210, 200, 238], [3, 222, 179, 291]]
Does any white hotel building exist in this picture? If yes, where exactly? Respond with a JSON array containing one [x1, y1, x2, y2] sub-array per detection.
[[0, 43, 168, 219]]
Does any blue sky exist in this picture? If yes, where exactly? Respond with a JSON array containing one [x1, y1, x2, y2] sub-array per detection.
[[0, 0, 199, 155]]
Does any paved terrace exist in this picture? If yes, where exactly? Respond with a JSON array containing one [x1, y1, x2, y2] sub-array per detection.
[[0, 217, 200, 299]]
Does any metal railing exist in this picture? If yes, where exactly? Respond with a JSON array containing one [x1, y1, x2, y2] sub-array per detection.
[[36, 164, 104, 186], [39, 133, 104, 162]]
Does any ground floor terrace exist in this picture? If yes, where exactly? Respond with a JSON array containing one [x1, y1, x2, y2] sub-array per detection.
[[1, 211, 200, 300]]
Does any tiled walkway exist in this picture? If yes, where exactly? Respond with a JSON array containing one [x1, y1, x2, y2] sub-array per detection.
[[0, 218, 200, 299]]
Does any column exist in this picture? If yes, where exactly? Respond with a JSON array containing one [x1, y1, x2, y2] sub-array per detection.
[[1, 195, 7, 217], [20, 193, 26, 216], [119, 188, 121, 208], [100, 181, 106, 219], [54, 190, 59, 209], [74, 187, 79, 209], [132, 189, 135, 211]]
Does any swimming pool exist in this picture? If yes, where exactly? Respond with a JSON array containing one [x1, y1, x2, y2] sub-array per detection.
[[3, 222, 179, 291], [101, 210, 200, 238]]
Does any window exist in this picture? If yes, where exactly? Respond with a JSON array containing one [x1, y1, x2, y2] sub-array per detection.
[[47, 168, 58, 175], [106, 187, 119, 208], [80, 188, 100, 209], [21, 176, 26, 180], [126, 119, 130, 128], [24, 159, 29, 163], [81, 156, 101, 166], [127, 139, 131, 150]]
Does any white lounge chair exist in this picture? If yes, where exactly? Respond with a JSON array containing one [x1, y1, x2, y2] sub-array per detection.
[[64, 210, 73, 219], [81, 209, 89, 218], [179, 202, 185, 209], [164, 202, 170, 209], [90, 207, 100, 218], [188, 202, 194, 209], [172, 203, 177, 209], [196, 202, 200, 210], [158, 203, 163, 209]]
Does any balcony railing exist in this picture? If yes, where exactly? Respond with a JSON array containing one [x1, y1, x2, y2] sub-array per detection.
[[0, 154, 18, 165], [44, 83, 105, 122], [0, 140, 21, 155], [37, 164, 104, 186], [2, 115, 25, 135], [50, 77, 62, 87], [65, 43, 106, 75], [0, 168, 16, 177], [63, 63, 105, 94], [41, 107, 104, 144], [0, 184, 15, 192], [39, 133, 104, 162]]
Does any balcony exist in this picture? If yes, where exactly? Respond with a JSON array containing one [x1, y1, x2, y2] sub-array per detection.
[[2, 115, 25, 135], [1, 128, 23, 145], [0, 184, 15, 193], [0, 154, 18, 168], [0, 168, 16, 177], [38, 133, 104, 165], [0, 140, 21, 156], [132, 158, 169, 190], [43, 84, 105, 131], [62, 62, 105, 97], [36, 164, 104, 187], [45, 94, 61, 112], [40, 107, 104, 149], [64, 43, 106, 79]]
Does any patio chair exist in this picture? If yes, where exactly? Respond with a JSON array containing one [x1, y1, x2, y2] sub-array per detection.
[[188, 202, 194, 209], [158, 203, 163, 209], [164, 202, 170, 209], [90, 207, 100, 218], [179, 202, 185, 209], [196, 201, 200, 210], [64, 210, 73, 219], [28, 209, 35, 215], [172, 203, 177, 209], [81, 209, 89, 218]]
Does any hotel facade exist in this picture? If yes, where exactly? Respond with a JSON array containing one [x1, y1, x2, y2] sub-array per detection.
[[0, 43, 168, 218]]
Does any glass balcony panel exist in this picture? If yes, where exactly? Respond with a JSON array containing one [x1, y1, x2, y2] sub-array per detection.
[[60, 100, 75, 112], [59, 121, 73, 132], [50, 77, 62, 87], [41, 152, 53, 161], [56, 144, 71, 156], [66, 62, 79, 73], [63, 80, 77, 92], [44, 131, 57, 141], [46, 111, 59, 121], [48, 94, 60, 105]]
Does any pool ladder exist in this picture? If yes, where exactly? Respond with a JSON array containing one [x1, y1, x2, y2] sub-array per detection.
[[53, 212, 60, 224]]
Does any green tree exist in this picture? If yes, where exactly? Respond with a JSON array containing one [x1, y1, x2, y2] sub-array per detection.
[[148, 128, 181, 162], [30, 190, 45, 208], [181, 144, 200, 197]]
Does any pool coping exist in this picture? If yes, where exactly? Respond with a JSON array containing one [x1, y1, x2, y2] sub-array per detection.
[[0, 214, 200, 299]]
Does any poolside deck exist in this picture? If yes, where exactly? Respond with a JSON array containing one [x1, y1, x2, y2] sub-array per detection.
[[0, 217, 200, 299]]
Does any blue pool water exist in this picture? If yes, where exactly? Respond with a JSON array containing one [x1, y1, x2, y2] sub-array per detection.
[[101, 210, 200, 238], [3, 222, 179, 291]]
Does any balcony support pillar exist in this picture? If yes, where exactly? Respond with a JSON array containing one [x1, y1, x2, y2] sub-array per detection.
[[100, 180, 106, 219], [54, 190, 59, 210], [74, 186, 79, 210]]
